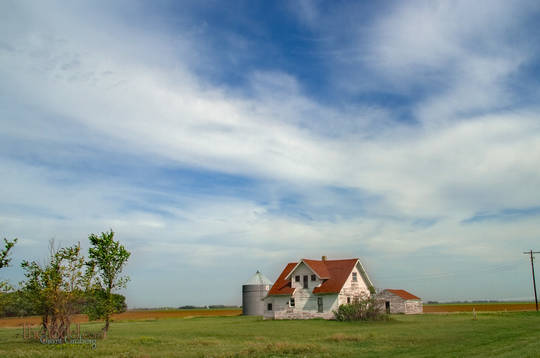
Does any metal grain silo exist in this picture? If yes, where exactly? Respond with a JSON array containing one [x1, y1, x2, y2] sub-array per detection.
[[242, 270, 272, 316]]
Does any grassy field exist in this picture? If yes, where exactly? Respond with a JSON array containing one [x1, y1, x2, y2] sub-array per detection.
[[0, 311, 539, 357]]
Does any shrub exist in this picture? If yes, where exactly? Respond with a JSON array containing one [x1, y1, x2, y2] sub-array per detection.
[[333, 294, 387, 321]]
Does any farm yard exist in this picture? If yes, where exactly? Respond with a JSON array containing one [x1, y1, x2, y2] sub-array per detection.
[[0, 308, 539, 357]]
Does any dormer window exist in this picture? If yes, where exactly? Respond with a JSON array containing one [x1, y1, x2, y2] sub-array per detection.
[[311, 274, 316, 281], [295, 275, 300, 282], [352, 272, 358, 282]]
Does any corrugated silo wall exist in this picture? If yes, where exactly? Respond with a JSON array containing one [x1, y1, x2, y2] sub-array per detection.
[[242, 284, 268, 315]]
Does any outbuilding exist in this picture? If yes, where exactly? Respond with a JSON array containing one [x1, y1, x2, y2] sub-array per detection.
[[378, 289, 422, 314]]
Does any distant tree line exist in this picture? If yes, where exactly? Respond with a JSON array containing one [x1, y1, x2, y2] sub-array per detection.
[[0, 289, 126, 318], [0, 230, 130, 338]]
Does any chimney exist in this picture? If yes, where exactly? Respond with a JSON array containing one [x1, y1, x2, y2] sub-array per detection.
[[321, 255, 327, 262]]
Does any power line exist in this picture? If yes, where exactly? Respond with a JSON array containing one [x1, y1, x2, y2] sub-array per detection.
[[523, 250, 540, 312]]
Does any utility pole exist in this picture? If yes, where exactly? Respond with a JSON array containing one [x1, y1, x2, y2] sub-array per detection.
[[523, 250, 540, 312]]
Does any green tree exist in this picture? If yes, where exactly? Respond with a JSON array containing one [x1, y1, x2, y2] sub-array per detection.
[[0, 238, 18, 296], [0, 237, 17, 269], [86, 230, 130, 332], [84, 289, 127, 321], [0, 237, 18, 292], [21, 240, 86, 338]]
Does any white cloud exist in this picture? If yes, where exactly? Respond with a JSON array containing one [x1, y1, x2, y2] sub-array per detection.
[[366, 0, 534, 125], [2, 1, 539, 220], [2, 1, 540, 305]]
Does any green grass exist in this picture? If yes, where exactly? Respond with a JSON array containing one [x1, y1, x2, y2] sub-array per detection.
[[1, 312, 539, 357]]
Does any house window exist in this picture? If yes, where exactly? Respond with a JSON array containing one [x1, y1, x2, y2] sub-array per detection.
[[267, 303, 272, 311], [295, 275, 300, 282], [352, 272, 357, 282], [317, 297, 323, 312], [311, 274, 316, 281], [303, 275, 308, 289], [347, 297, 351, 304], [290, 298, 295, 307]]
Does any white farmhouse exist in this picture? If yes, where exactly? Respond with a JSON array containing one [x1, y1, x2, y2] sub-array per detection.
[[263, 256, 374, 319]]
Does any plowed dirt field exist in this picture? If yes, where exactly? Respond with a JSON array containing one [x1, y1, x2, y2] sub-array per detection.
[[423, 303, 536, 313]]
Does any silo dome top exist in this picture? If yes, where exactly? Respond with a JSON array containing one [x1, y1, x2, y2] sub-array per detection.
[[245, 270, 272, 285]]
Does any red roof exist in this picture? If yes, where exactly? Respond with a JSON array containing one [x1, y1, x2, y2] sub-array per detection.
[[302, 259, 331, 279], [313, 259, 358, 294], [385, 289, 421, 300], [267, 258, 364, 296], [267, 262, 296, 295]]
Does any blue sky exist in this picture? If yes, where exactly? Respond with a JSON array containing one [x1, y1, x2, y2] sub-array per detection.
[[1, 0, 540, 307]]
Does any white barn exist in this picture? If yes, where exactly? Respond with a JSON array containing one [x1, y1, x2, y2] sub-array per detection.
[[263, 257, 373, 319]]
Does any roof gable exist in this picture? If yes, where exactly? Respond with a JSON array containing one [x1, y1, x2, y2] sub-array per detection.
[[385, 289, 421, 300], [285, 259, 331, 280]]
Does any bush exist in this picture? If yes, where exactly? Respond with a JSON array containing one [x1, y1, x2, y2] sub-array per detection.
[[333, 294, 387, 321]]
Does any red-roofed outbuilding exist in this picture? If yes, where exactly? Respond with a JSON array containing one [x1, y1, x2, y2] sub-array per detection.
[[378, 289, 423, 314]]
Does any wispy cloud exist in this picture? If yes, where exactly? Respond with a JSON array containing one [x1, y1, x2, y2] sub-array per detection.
[[1, 0, 539, 306]]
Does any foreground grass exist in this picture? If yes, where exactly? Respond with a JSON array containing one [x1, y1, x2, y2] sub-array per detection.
[[0, 312, 539, 357]]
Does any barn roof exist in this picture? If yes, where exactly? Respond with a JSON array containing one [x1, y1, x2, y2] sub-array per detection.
[[384, 289, 421, 300], [267, 258, 372, 296]]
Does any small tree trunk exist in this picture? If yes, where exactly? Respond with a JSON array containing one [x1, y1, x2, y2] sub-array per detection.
[[42, 313, 48, 334], [105, 315, 109, 332]]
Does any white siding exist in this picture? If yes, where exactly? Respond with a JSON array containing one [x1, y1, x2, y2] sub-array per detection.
[[290, 262, 322, 291], [377, 290, 423, 314], [338, 263, 371, 305], [263, 262, 340, 319], [263, 295, 289, 319]]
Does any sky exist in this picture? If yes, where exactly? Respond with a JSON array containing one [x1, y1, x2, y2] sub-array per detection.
[[1, 0, 540, 307]]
